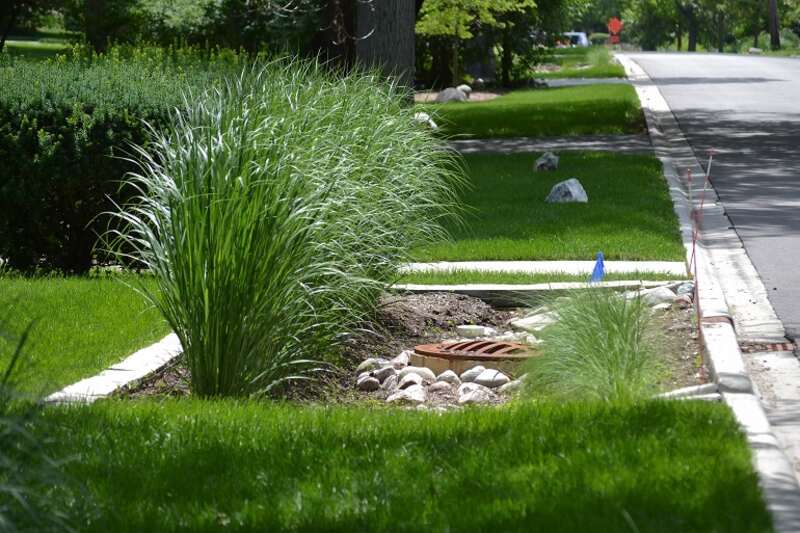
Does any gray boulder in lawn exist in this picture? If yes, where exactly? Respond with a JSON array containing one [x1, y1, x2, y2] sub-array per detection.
[[535, 152, 559, 171], [545, 178, 588, 203], [435, 87, 468, 103]]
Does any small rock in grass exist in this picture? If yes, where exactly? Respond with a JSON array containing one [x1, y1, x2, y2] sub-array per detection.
[[748, 47, 763, 54], [398, 372, 423, 390], [387, 384, 426, 404], [474, 368, 511, 388], [371, 365, 397, 383], [356, 358, 386, 374], [545, 178, 588, 203], [641, 286, 676, 305], [392, 350, 411, 369], [428, 380, 454, 393], [499, 379, 524, 395], [535, 152, 559, 171], [673, 294, 693, 309], [436, 370, 461, 386], [356, 375, 381, 391], [398, 366, 436, 383], [460, 366, 486, 383], [456, 83, 472, 97], [382, 374, 399, 392], [434, 87, 468, 103], [457, 382, 497, 405]]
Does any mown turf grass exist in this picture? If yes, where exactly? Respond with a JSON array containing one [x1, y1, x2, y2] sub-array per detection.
[[534, 64, 626, 79], [419, 84, 644, 138], [536, 46, 625, 79], [397, 270, 688, 285], [0, 275, 167, 394], [36, 399, 770, 532], [414, 152, 685, 262]]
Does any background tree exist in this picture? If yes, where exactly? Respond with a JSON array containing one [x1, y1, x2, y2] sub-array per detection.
[[769, 0, 781, 47], [415, 0, 541, 87]]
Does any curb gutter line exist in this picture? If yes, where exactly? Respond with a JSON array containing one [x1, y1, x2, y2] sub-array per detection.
[[617, 53, 800, 532]]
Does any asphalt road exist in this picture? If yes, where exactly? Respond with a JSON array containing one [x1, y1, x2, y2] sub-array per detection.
[[628, 53, 800, 338]]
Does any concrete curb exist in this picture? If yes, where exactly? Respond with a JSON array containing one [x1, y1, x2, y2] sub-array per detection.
[[618, 52, 800, 531], [45, 333, 182, 404], [392, 280, 684, 307], [400, 260, 687, 276]]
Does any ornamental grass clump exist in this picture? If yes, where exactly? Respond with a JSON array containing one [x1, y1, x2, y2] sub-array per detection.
[[526, 290, 662, 401], [110, 60, 461, 397]]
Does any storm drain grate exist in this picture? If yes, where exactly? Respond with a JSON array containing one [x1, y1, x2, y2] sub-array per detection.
[[414, 340, 532, 362], [739, 341, 797, 353]]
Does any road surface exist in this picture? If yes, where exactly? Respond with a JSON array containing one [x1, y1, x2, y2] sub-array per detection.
[[628, 53, 800, 338]]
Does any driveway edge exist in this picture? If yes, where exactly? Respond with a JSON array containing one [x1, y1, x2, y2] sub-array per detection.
[[617, 53, 800, 532]]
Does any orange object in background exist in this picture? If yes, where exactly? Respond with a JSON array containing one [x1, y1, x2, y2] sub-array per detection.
[[607, 17, 624, 44]]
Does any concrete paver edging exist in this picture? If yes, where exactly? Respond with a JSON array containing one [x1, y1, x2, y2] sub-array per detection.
[[617, 52, 800, 531], [45, 333, 182, 404]]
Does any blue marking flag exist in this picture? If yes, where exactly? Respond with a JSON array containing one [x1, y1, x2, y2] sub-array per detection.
[[590, 251, 605, 283]]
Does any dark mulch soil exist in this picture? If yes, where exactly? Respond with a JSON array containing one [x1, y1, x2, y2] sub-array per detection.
[[116, 292, 705, 400], [656, 307, 708, 390], [116, 292, 516, 401]]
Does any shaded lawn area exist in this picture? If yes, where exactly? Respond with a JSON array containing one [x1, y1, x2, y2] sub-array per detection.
[[2, 40, 69, 60], [0, 275, 168, 395], [2, 29, 74, 60], [397, 270, 687, 285], [414, 152, 685, 262], [37, 399, 770, 532], [419, 84, 644, 138]]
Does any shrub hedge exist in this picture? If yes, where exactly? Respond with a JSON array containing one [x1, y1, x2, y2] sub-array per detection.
[[0, 47, 241, 272]]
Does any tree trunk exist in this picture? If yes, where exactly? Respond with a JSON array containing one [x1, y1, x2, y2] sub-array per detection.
[[85, 0, 108, 52], [317, 0, 356, 68], [717, 12, 725, 52], [754, 29, 759, 48], [501, 27, 513, 87], [687, 10, 698, 52], [0, 1, 18, 53], [430, 38, 454, 87], [768, 0, 780, 49], [677, 20, 683, 51], [355, 0, 416, 89]]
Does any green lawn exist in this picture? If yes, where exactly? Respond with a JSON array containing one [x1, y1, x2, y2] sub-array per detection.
[[34, 399, 770, 532], [420, 84, 644, 138], [2, 39, 70, 60], [414, 152, 685, 262], [0, 275, 168, 394], [398, 270, 687, 285], [534, 47, 626, 79], [534, 64, 626, 79]]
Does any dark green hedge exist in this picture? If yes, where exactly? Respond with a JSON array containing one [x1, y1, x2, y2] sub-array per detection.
[[0, 48, 239, 272]]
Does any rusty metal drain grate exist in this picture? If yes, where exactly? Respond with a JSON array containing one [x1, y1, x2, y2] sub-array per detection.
[[414, 340, 531, 362], [739, 341, 797, 353]]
